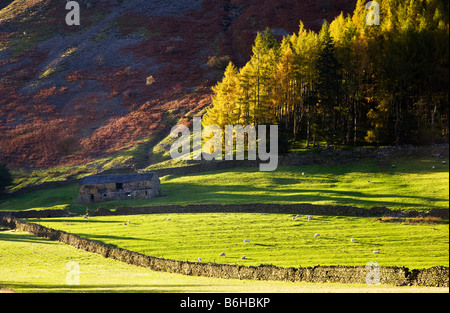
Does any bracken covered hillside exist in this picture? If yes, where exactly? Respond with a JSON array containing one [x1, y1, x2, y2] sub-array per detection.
[[0, 0, 353, 169]]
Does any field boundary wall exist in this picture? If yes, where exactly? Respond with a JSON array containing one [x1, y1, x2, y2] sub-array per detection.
[[1, 216, 448, 287]]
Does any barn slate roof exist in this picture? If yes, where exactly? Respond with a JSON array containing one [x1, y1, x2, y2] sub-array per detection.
[[79, 173, 157, 185]]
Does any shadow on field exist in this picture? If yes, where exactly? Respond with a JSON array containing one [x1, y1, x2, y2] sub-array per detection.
[[160, 186, 444, 210], [1, 157, 448, 214], [0, 231, 55, 245], [0, 282, 213, 293], [29, 219, 121, 225]]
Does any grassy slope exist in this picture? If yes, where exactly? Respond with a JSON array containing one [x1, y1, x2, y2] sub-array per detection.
[[0, 229, 447, 293], [1, 157, 448, 213], [154, 157, 450, 210], [32, 213, 449, 270]]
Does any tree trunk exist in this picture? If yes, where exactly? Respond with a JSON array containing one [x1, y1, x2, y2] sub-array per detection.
[[394, 98, 401, 146], [431, 104, 437, 144]]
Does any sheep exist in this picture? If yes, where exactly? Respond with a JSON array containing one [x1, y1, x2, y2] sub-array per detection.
[[296, 215, 302, 218], [307, 215, 313, 221], [373, 250, 380, 254], [166, 218, 171, 222], [292, 216, 296, 221], [243, 239, 250, 244], [314, 233, 321, 238], [198, 257, 202, 262], [443, 161, 447, 165], [123, 223, 127, 226], [351, 238, 356, 243], [302, 172, 305, 176], [83, 216, 88, 220], [241, 256, 246, 260], [219, 253, 226, 257]]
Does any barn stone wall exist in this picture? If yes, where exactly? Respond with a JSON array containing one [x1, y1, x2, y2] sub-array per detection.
[[78, 179, 161, 203]]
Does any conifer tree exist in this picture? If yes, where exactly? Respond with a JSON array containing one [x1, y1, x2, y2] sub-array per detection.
[[316, 21, 342, 147], [203, 62, 240, 129]]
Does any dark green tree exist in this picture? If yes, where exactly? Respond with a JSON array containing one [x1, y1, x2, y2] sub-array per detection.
[[316, 21, 343, 147], [0, 163, 13, 195]]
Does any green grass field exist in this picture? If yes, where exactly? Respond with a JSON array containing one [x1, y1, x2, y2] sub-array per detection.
[[153, 157, 449, 210], [1, 156, 448, 293], [0, 229, 447, 293], [1, 157, 449, 214], [31, 213, 449, 270]]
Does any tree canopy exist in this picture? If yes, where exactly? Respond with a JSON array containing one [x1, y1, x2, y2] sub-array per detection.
[[203, 0, 449, 148]]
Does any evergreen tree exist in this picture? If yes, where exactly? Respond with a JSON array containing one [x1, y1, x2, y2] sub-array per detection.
[[316, 21, 343, 147], [0, 163, 13, 195], [247, 28, 279, 126], [203, 62, 240, 129]]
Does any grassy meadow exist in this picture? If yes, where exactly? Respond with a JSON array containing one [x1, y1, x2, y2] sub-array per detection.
[[1, 156, 448, 293], [1, 157, 449, 214], [31, 213, 449, 270], [2, 229, 446, 293]]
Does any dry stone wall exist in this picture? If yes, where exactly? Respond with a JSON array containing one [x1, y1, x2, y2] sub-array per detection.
[[110, 204, 449, 219], [1, 203, 448, 221], [1, 216, 448, 287]]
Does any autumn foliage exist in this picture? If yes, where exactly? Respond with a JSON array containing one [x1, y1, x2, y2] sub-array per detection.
[[204, 0, 449, 148], [0, 0, 356, 169]]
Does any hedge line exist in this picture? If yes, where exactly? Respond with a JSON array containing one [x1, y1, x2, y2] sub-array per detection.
[[110, 204, 449, 219], [1, 216, 448, 287]]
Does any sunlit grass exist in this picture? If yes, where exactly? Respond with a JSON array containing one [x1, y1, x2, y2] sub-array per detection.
[[33, 213, 449, 270], [2, 157, 448, 214], [4, 230, 447, 293]]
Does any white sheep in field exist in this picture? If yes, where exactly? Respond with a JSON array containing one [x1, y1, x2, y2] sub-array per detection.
[[351, 238, 356, 243], [241, 256, 246, 259], [220, 252, 226, 257], [166, 218, 171, 222], [198, 257, 202, 262], [296, 215, 302, 218], [314, 233, 321, 238], [373, 250, 380, 254], [307, 215, 313, 221], [243, 239, 250, 244]]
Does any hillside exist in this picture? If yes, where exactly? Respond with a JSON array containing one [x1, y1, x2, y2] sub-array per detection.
[[0, 0, 353, 170]]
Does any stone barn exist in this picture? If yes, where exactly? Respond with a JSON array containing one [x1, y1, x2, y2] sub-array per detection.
[[78, 173, 162, 203]]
